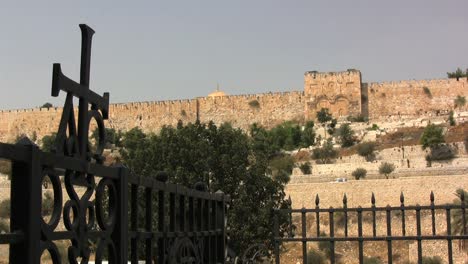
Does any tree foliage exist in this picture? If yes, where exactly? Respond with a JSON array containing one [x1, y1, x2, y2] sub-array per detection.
[[312, 139, 337, 164], [41, 133, 57, 152], [299, 162, 311, 174], [454, 95, 466, 108], [120, 121, 291, 253], [420, 124, 445, 150], [352, 168, 367, 180], [91, 127, 123, 148], [249, 121, 316, 151], [357, 141, 376, 161], [378, 162, 395, 179], [447, 68, 467, 79], [336, 123, 355, 147], [316, 108, 337, 137], [41, 102, 53, 108]]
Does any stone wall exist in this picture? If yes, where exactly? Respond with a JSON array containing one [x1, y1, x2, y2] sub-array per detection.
[[1, 69, 467, 143], [304, 69, 362, 119], [0, 91, 305, 142], [285, 175, 468, 263], [367, 78, 468, 119], [291, 142, 468, 183]]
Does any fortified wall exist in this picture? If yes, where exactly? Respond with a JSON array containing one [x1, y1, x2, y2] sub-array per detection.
[[0, 91, 305, 142], [0, 69, 467, 142]]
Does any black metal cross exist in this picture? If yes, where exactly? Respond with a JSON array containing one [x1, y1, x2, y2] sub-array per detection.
[[52, 24, 109, 162]]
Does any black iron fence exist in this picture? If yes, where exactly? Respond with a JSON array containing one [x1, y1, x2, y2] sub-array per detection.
[[0, 24, 229, 263], [0, 141, 229, 263], [273, 193, 467, 264]]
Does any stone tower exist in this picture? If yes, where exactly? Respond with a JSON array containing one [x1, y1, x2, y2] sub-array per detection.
[[304, 69, 362, 119]]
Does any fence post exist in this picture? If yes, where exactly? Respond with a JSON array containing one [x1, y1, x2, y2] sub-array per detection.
[[113, 165, 129, 263], [9, 139, 42, 264]]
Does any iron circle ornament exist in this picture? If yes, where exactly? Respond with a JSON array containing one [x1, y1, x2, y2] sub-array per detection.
[[40, 167, 63, 234], [95, 178, 117, 231], [40, 241, 62, 264], [168, 237, 202, 264]]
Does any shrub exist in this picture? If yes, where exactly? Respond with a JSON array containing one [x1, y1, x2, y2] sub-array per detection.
[[299, 162, 311, 174], [363, 256, 382, 264], [248, 100, 260, 108], [0, 219, 8, 234], [318, 232, 331, 258], [367, 124, 379, 131], [0, 199, 10, 219], [306, 248, 326, 264], [422, 87, 432, 98], [428, 144, 455, 161], [420, 124, 444, 150], [379, 162, 395, 179], [357, 142, 376, 161], [454, 95, 466, 108], [448, 110, 456, 126], [352, 168, 367, 180], [41, 133, 57, 152], [421, 256, 442, 264], [336, 123, 355, 148], [312, 140, 337, 164], [269, 155, 295, 180], [181, 109, 187, 116], [347, 115, 367, 122]]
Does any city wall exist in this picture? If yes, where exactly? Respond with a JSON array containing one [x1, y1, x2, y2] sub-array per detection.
[[367, 78, 468, 119], [0, 91, 305, 142], [0, 69, 467, 143]]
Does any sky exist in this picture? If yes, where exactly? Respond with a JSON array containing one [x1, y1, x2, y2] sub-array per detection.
[[0, 0, 467, 110]]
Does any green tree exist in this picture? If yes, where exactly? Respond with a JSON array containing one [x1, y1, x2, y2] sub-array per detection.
[[336, 123, 355, 147], [357, 142, 376, 161], [454, 95, 466, 108], [41, 133, 57, 152], [299, 162, 311, 174], [352, 168, 367, 180], [301, 121, 316, 147], [316, 108, 336, 138], [420, 124, 445, 150], [269, 121, 302, 151], [448, 111, 456, 126], [91, 127, 123, 147], [120, 121, 291, 254], [41, 102, 53, 108], [312, 139, 338, 164], [447, 68, 467, 80], [379, 162, 395, 179]]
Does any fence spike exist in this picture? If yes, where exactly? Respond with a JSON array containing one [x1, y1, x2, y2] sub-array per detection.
[[460, 190, 465, 202], [371, 192, 375, 205], [315, 194, 320, 206], [343, 193, 347, 205], [430, 191, 435, 203], [400, 192, 405, 204]]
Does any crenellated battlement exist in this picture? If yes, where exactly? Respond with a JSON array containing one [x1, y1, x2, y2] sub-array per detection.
[[368, 78, 468, 89], [1, 69, 467, 143]]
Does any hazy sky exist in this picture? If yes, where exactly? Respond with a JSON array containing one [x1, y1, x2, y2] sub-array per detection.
[[1, 0, 467, 110]]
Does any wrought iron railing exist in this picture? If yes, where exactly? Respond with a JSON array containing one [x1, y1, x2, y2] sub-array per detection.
[[273, 193, 467, 264], [0, 24, 229, 263]]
